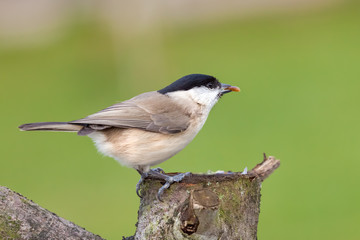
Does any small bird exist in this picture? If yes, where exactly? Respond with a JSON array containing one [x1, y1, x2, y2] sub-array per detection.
[[19, 74, 240, 200]]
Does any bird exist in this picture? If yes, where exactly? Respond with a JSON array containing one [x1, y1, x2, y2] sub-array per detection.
[[19, 74, 240, 200]]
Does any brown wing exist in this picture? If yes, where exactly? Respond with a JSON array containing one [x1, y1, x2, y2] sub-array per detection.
[[70, 92, 191, 134]]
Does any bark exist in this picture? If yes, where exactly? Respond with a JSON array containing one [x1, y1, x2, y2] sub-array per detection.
[[0, 155, 279, 240], [0, 187, 104, 240], [130, 155, 280, 240]]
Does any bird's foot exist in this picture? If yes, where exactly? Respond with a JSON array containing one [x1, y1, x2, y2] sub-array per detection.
[[151, 171, 191, 202], [151, 167, 166, 174], [136, 171, 149, 198], [136, 169, 191, 201]]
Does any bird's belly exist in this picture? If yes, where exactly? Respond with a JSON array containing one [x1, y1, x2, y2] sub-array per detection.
[[88, 128, 198, 169]]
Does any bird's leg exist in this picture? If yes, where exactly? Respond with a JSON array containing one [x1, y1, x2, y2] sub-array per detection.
[[136, 169, 149, 198], [147, 170, 191, 202]]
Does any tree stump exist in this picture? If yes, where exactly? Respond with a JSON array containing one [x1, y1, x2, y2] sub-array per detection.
[[129, 155, 280, 240]]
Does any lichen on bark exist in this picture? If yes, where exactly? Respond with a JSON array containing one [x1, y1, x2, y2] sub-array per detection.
[[0, 214, 21, 239], [134, 174, 261, 239], [131, 156, 279, 240], [0, 186, 104, 240]]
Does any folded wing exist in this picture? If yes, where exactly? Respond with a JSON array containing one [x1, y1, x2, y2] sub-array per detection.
[[70, 92, 191, 135]]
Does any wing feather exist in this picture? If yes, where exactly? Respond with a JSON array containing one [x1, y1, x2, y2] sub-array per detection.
[[70, 92, 190, 134]]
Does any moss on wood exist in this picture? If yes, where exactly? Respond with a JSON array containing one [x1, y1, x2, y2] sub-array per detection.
[[0, 214, 21, 239]]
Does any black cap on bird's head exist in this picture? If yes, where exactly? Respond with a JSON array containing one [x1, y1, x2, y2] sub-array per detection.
[[158, 74, 240, 95], [158, 74, 220, 94]]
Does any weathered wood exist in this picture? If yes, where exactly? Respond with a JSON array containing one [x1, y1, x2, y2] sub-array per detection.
[[0, 156, 279, 239], [130, 156, 280, 240], [0, 187, 104, 240]]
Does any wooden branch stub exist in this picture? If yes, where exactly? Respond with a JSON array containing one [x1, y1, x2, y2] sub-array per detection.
[[132, 156, 280, 240], [0, 186, 103, 240], [249, 155, 281, 181]]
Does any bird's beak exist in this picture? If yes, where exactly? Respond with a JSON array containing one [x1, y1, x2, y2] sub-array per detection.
[[221, 83, 241, 94]]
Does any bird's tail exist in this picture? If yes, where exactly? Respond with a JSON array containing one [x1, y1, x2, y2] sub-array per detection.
[[18, 122, 82, 132]]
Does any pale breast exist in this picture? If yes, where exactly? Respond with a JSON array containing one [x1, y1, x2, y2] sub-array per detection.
[[88, 114, 207, 170]]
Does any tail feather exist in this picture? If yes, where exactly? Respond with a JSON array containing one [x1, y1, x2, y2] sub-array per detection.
[[19, 122, 82, 132]]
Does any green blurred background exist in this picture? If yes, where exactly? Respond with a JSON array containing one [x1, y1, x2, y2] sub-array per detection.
[[1, 0, 360, 239]]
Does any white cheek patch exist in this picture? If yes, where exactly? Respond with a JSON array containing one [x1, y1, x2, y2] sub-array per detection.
[[166, 86, 221, 120], [186, 87, 220, 108]]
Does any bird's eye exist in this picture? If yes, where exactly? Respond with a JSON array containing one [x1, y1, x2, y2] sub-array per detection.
[[206, 82, 214, 89]]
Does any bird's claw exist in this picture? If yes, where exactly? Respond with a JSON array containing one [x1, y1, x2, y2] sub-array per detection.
[[157, 172, 191, 202], [136, 172, 148, 198], [136, 169, 191, 201], [157, 182, 171, 201]]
